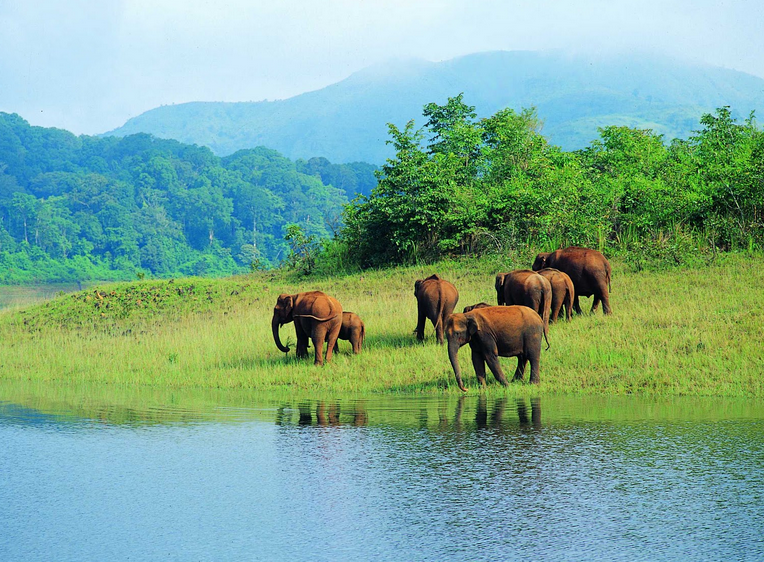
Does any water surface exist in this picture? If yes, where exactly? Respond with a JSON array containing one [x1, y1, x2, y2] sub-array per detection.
[[1, 386, 762, 561]]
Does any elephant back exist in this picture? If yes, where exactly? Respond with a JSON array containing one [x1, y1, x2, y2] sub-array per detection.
[[294, 291, 343, 322], [552, 247, 610, 293]]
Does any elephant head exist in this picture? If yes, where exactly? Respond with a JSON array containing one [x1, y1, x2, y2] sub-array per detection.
[[495, 273, 508, 305], [446, 313, 479, 392], [272, 293, 294, 353], [463, 302, 491, 313], [414, 274, 441, 297], [532, 252, 552, 271]]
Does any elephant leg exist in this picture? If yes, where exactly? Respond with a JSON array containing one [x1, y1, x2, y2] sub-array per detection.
[[573, 294, 583, 315], [415, 307, 427, 341], [471, 350, 488, 388], [550, 301, 561, 323], [484, 350, 509, 387], [513, 354, 527, 382], [295, 323, 309, 358], [528, 351, 540, 384], [312, 332, 326, 365], [435, 314, 446, 345], [591, 295, 601, 313], [600, 290, 612, 315], [323, 322, 341, 364], [352, 331, 361, 354]]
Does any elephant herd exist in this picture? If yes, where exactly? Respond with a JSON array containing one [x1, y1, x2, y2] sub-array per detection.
[[271, 246, 612, 391]]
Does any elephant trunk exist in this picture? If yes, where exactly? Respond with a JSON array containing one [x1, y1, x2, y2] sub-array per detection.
[[272, 315, 290, 353], [448, 339, 468, 392]]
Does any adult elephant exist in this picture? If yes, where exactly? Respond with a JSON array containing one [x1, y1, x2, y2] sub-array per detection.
[[333, 311, 365, 354], [414, 274, 459, 344], [532, 246, 612, 315], [446, 305, 547, 391], [500, 269, 551, 342], [272, 291, 343, 365], [536, 268, 575, 322]]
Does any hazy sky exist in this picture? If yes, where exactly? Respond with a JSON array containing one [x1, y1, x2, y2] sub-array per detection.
[[2, 0, 762, 135]]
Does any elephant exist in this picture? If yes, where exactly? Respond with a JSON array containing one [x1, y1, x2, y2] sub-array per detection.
[[498, 269, 551, 342], [494, 273, 509, 306], [536, 268, 575, 322], [532, 246, 612, 315], [272, 291, 343, 365], [414, 274, 459, 344], [463, 302, 491, 313], [446, 305, 547, 391], [333, 311, 365, 354]]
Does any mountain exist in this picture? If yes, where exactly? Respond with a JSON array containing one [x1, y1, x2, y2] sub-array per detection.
[[106, 50, 764, 163]]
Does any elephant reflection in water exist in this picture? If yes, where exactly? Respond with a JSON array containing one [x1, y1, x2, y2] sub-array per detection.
[[516, 397, 541, 428], [292, 401, 367, 427], [452, 395, 541, 429]]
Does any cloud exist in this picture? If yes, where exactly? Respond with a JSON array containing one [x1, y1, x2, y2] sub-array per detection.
[[1, 0, 762, 135]]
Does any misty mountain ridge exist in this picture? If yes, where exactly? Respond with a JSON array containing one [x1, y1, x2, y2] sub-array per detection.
[[106, 50, 764, 163]]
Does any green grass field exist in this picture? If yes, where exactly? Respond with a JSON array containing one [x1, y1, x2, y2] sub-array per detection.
[[1, 253, 762, 396]]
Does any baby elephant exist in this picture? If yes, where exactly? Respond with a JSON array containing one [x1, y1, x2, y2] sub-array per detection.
[[333, 311, 365, 354], [446, 305, 547, 392]]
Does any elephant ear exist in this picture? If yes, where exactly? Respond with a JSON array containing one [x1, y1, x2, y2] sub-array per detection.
[[280, 294, 294, 319], [495, 274, 505, 292], [533, 254, 548, 271], [467, 315, 480, 337], [414, 279, 422, 296]]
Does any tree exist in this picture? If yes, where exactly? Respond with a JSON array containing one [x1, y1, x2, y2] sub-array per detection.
[[11, 193, 39, 244]]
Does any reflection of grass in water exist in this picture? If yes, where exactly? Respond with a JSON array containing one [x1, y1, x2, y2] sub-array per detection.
[[0, 254, 763, 396], [2, 379, 762, 428]]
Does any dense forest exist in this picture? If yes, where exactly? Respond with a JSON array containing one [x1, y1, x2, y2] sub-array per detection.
[[329, 96, 763, 272], [0, 112, 377, 283], [1, 95, 762, 284]]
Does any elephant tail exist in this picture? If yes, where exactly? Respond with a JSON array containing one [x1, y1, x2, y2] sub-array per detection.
[[540, 285, 551, 350], [433, 287, 446, 335], [293, 312, 339, 322], [606, 262, 612, 293]]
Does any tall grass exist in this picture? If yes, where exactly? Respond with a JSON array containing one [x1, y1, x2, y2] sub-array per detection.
[[0, 253, 762, 396]]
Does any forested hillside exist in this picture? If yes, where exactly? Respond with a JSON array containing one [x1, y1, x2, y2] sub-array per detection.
[[2, 91, 762, 284], [107, 51, 764, 163], [0, 113, 377, 283]]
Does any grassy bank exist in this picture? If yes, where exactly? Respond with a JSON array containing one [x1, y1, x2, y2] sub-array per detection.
[[0, 252, 762, 396]]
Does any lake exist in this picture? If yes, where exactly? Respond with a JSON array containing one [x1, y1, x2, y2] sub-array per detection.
[[1, 384, 763, 561], [0, 282, 93, 310]]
